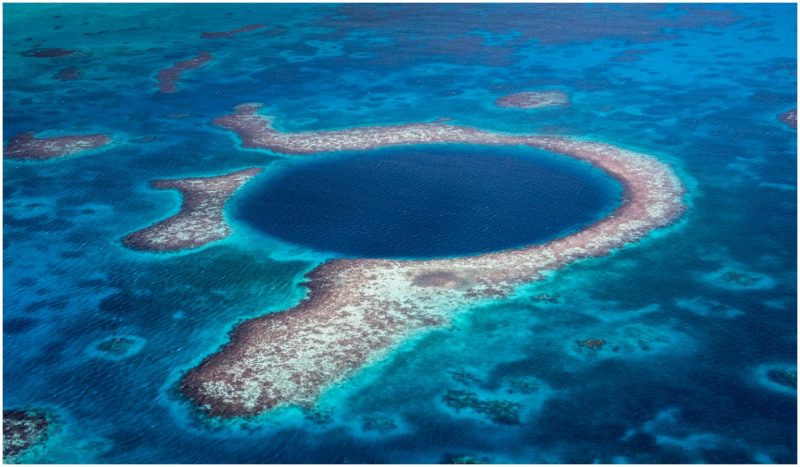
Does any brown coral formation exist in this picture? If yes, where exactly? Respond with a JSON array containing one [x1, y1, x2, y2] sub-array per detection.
[[495, 90, 569, 109], [4, 132, 111, 161], [178, 105, 686, 418], [156, 51, 213, 93], [3, 410, 50, 461], [123, 168, 262, 252]]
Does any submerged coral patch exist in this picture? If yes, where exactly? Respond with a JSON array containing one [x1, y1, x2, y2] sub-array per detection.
[[87, 335, 146, 361], [495, 90, 569, 109], [442, 389, 522, 425], [3, 410, 52, 462], [754, 363, 797, 396], [703, 268, 776, 291]]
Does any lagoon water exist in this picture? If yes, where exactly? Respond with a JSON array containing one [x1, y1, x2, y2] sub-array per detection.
[[3, 3, 797, 464]]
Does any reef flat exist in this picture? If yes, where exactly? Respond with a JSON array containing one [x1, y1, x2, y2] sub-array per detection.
[[3, 410, 51, 462], [156, 51, 213, 94], [123, 168, 262, 252], [179, 104, 685, 417], [4, 132, 111, 161], [495, 90, 569, 109]]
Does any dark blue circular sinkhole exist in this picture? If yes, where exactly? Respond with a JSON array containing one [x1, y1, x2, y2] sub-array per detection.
[[233, 144, 622, 259]]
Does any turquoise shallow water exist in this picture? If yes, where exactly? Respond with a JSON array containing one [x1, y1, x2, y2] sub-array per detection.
[[3, 3, 797, 463]]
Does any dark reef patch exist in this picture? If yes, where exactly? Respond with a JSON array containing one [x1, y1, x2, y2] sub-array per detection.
[[767, 368, 797, 389], [442, 389, 522, 425], [88, 335, 146, 360]]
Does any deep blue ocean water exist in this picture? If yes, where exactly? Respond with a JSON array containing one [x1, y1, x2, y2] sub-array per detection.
[[233, 144, 621, 258], [3, 3, 797, 464]]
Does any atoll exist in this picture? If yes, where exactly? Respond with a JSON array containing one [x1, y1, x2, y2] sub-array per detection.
[[778, 108, 796, 129], [4, 132, 111, 161], [3, 410, 51, 462], [123, 168, 262, 252], [156, 51, 213, 93], [442, 389, 522, 425], [495, 90, 569, 109], [178, 103, 685, 417], [201, 24, 264, 39]]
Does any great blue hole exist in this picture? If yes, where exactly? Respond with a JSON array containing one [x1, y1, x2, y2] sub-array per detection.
[[232, 144, 623, 259]]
